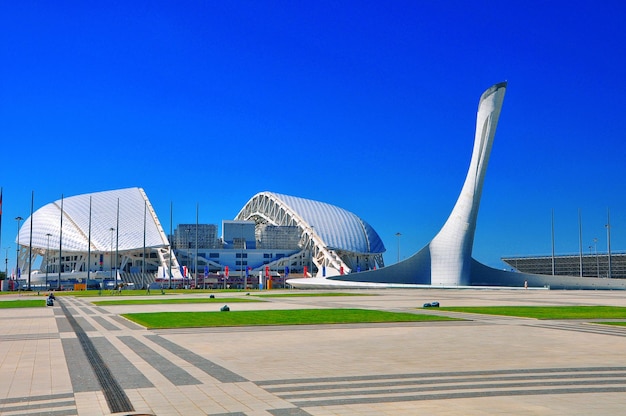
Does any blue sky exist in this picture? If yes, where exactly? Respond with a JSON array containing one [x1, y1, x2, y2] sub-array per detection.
[[1, 1, 625, 273]]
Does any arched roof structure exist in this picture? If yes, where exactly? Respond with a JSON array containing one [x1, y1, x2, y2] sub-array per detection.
[[236, 192, 385, 275], [19, 187, 168, 252], [16, 187, 182, 280]]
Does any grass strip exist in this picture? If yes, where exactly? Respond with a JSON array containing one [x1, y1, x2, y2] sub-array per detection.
[[123, 308, 459, 329], [0, 299, 47, 308], [594, 322, 626, 327], [253, 292, 373, 298], [93, 297, 262, 306], [439, 305, 626, 319]]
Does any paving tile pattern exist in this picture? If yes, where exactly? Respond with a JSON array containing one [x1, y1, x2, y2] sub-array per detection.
[[2, 289, 626, 415]]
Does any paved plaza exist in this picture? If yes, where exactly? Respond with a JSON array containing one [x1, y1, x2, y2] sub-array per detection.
[[1, 288, 626, 415]]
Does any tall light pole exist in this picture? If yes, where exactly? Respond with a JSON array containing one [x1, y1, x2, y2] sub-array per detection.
[[109, 227, 115, 283], [46, 233, 52, 290], [241, 222, 245, 289], [594, 238, 599, 278], [310, 226, 315, 278], [395, 232, 402, 263], [186, 228, 190, 287], [606, 209, 612, 279], [15, 216, 23, 286], [4, 247, 10, 286]]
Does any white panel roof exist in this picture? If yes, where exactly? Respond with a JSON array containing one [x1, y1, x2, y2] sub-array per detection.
[[17, 188, 168, 252], [270, 192, 385, 254]]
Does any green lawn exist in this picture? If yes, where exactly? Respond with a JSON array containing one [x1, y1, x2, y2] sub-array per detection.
[[73, 289, 243, 297], [253, 292, 373, 298], [439, 305, 626, 319], [92, 297, 262, 306], [0, 299, 47, 308], [123, 308, 460, 329]]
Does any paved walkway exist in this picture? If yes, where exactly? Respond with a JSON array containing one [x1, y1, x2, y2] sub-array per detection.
[[2, 289, 626, 415]]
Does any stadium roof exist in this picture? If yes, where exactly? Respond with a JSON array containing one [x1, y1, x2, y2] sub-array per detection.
[[18, 187, 169, 253], [238, 192, 385, 255]]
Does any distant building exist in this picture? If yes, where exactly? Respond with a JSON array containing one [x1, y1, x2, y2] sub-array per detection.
[[173, 224, 219, 249], [502, 253, 626, 280]]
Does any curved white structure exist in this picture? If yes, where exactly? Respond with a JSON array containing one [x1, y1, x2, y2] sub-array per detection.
[[16, 187, 183, 282], [236, 192, 385, 276], [288, 82, 626, 290], [428, 82, 506, 285]]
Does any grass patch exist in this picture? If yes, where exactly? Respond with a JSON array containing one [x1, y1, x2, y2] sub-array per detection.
[[73, 289, 240, 297], [92, 297, 262, 306], [439, 306, 626, 319], [253, 292, 373, 298], [595, 322, 626, 327], [0, 299, 47, 308], [123, 308, 460, 329]]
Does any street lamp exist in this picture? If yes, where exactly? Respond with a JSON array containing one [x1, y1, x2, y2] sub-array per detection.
[[186, 228, 190, 288], [4, 247, 10, 286], [109, 228, 115, 290], [593, 238, 599, 278], [395, 232, 402, 263], [15, 216, 23, 286], [606, 209, 612, 278], [46, 233, 52, 290], [241, 223, 245, 289], [309, 226, 315, 278]]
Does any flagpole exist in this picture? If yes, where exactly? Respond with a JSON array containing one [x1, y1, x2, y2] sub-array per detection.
[[0, 187, 3, 267], [28, 191, 34, 291], [169, 201, 172, 290], [58, 195, 63, 290], [87, 196, 92, 291]]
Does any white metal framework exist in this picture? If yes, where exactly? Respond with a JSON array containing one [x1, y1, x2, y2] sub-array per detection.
[[16, 187, 183, 284], [235, 192, 385, 276]]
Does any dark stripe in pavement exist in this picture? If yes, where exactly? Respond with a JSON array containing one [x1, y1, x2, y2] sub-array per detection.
[[279, 377, 626, 400], [257, 366, 626, 386], [90, 337, 153, 389], [289, 386, 626, 407], [118, 336, 201, 386], [145, 335, 247, 383], [110, 315, 144, 329], [55, 316, 74, 333], [2, 333, 59, 341], [92, 316, 122, 331], [93, 306, 110, 314], [61, 338, 101, 392], [268, 409, 313, 415], [73, 316, 96, 332], [265, 371, 626, 393], [58, 300, 135, 413], [0, 392, 74, 404], [0, 400, 75, 413]]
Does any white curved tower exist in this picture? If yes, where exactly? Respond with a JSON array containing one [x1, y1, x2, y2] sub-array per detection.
[[429, 82, 506, 285]]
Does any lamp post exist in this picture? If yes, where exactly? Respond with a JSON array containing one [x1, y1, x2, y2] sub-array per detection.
[[395, 232, 402, 263], [309, 226, 315, 278], [594, 238, 599, 278], [46, 233, 52, 290], [606, 209, 612, 279], [186, 228, 190, 288], [241, 223, 245, 289], [4, 247, 10, 286], [15, 216, 23, 287], [109, 228, 115, 293]]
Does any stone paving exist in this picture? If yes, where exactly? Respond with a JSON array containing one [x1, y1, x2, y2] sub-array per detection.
[[1, 288, 626, 415]]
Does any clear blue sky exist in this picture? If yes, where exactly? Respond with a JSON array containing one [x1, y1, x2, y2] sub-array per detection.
[[1, 1, 625, 273]]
